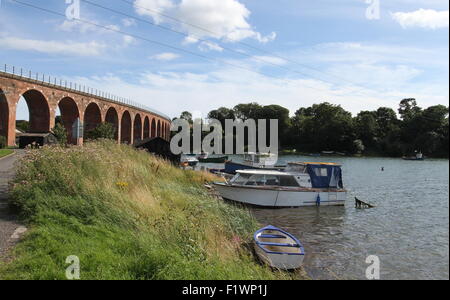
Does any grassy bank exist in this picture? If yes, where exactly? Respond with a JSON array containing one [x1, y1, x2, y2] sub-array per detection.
[[0, 141, 295, 280], [0, 149, 14, 159]]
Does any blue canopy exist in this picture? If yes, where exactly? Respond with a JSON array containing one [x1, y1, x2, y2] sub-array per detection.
[[306, 164, 343, 189]]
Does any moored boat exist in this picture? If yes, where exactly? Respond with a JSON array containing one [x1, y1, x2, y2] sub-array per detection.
[[254, 225, 305, 270], [224, 152, 283, 174], [198, 156, 229, 163], [402, 152, 425, 161], [213, 162, 347, 207], [180, 154, 199, 167]]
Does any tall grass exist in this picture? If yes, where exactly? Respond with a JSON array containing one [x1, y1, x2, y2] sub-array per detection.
[[0, 140, 294, 280]]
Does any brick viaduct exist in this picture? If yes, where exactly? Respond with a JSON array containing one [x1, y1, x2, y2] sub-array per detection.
[[0, 71, 171, 147]]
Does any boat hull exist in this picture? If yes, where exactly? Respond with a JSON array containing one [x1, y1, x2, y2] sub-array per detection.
[[254, 245, 305, 270], [213, 183, 346, 207], [254, 226, 305, 270]]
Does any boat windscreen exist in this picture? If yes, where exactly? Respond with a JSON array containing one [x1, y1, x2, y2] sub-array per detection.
[[279, 176, 300, 187], [231, 173, 252, 184]]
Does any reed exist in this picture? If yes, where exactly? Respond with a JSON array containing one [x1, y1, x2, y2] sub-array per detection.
[[0, 140, 295, 280]]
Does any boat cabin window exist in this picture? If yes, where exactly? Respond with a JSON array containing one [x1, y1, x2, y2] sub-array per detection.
[[232, 173, 283, 186], [264, 175, 279, 186], [314, 168, 328, 177], [279, 175, 300, 187], [245, 174, 266, 186]]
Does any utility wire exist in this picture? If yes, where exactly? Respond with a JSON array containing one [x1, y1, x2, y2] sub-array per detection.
[[82, 0, 326, 83], [10, 0, 349, 96], [119, 0, 378, 95]]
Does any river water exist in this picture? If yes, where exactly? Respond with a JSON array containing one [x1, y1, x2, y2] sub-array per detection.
[[202, 155, 449, 280]]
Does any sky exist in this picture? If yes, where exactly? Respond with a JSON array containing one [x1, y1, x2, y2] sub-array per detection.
[[0, 0, 448, 120]]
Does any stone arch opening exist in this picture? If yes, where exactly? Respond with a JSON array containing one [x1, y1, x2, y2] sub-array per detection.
[[20, 89, 50, 133], [105, 107, 119, 141], [133, 114, 142, 143], [157, 120, 161, 137], [0, 89, 9, 142], [163, 123, 167, 140], [143, 116, 150, 139], [84, 102, 102, 136], [121, 111, 132, 144], [58, 97, 80, 144], [151, 118, 156, 138]]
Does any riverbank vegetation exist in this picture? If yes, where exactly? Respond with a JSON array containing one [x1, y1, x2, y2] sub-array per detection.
[[0, 141, 295, 280], [182, 98, 448, 158]]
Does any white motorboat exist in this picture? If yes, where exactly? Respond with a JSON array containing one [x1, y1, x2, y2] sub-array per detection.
[[254, 225, 305, 270], [224, 152, 281, 174], [213, 162, 347, 207]]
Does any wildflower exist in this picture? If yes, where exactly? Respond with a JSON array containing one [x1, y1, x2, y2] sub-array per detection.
[[116, 181, 129, 190]]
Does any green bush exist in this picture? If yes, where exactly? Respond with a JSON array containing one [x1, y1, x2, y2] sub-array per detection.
[[0, 135, 6, 149], [52, 123, 68, 146], [85, 123, 116, 140]]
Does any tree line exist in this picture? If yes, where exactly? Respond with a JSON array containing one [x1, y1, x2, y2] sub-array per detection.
[[178, 98, 449, 158]]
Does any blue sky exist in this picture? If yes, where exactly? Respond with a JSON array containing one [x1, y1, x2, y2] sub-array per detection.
[[0, 0, 448, 120]]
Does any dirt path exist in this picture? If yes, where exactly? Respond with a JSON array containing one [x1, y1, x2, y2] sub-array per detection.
[[0, 150, 26, 259]]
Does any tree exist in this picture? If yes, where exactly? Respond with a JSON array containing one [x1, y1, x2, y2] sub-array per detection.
[[208, 107, 235, 129], [399, 98, 422, 121], [180, 111, 193, 124], [52, 123, 68, 146], [354, 111, 378, 150], [291, 103, 355, 153], [0, 136, 6, 149], [233, 103, 262, 120], [85, 123, 116, 140], [16, 120, 29, 133]]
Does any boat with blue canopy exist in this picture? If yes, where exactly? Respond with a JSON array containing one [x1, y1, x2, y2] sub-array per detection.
[[213, 162, 347, 207]]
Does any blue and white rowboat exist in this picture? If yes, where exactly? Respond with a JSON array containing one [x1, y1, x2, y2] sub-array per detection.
[[254, 225, 305, 270]]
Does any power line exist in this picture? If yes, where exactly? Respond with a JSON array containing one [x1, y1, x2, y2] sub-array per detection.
[[119, 0, 378, 95], [81, 0, 323, 82], [10, 0, 348, 96]]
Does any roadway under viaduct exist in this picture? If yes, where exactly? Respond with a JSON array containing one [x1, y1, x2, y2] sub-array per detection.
[[0, 70, 171, 147]]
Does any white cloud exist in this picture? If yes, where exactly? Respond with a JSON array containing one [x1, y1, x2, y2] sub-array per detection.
[[0, 36, 106, 56], [134, 0, 276, 46], [123, 35, 137, 46], [392, 9, 449, 29], [134, 0, 175, 24], [150, 52, 180, 61], [122, 18, 137, 27], [199, 41, 223, 52]]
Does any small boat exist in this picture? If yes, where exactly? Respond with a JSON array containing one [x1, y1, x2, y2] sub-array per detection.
[[402, 152, 425, 161], [254, 225, 305, 270], [213, 162, 347, 207], [197, 152, 209, 160], [321, 151, 335, 155], [198, 156, 229, 163], [180, 154, 199, 167], [224, 152, 283, 174]]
